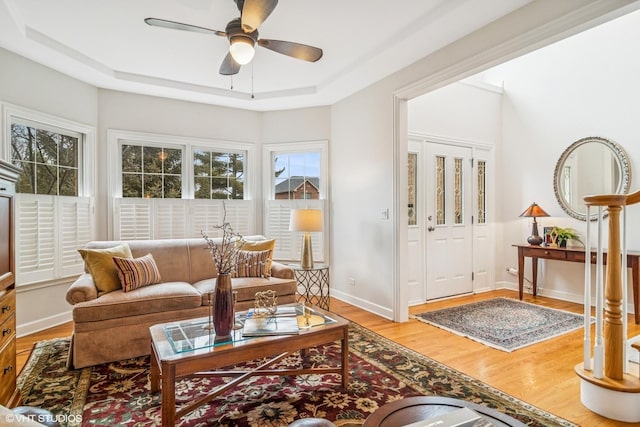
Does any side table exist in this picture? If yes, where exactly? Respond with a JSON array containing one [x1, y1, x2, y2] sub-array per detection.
[[291, 264, 330, 310]]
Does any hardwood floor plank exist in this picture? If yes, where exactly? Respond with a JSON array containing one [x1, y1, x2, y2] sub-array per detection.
[[15, 290, 633, 426]]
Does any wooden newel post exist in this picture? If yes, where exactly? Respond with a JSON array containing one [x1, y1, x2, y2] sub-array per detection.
[[604, 205, 623, 380]]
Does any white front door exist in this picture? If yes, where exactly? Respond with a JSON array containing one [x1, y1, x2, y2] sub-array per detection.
[[407, 141, 424, 304], [425, 143, 473, 300]]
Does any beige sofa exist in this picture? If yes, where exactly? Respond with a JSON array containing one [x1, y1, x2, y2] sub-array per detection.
[[65, 236, 297, 368]]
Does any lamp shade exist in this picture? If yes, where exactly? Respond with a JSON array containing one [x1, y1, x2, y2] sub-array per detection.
[[289, 209, 323, 232], [229, 37, 255, 65], [519, 202, 550, 218]]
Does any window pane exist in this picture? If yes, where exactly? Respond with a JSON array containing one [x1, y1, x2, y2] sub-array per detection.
[[11, 124, 35, 162], [143, 147, 162, 174], [164, 148, 182, 175], [36, 130, 59, 165], [59, 135, 78, 168], [194, 176, 210, 199], [122, 174, 142, 197], [122, 145, 142, 172], [163, 175, 182, 198], [454, 158, 463, 224], [15, 162, 35, 194], [36, 164, 57, 195], [192, 149, 246, 200], [477, 160, 486, 224], [272, 151, 321, 200], [193, 150, 210, 176], [143, 175, 163, 198], [59, 167, 78, 196], [436, 156, 445, 225], [408, 153, 417, 226]]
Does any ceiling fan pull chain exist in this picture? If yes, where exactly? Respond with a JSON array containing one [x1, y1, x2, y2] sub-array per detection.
[[230, 75, 234, 90], [251, 62, 255, 99]]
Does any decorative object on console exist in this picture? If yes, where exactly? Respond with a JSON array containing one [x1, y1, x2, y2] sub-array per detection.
[[519, 202, 549, 246], [554, 227, 582, 248], [202, 204, 244, 342], [289, 208, 323, 269]]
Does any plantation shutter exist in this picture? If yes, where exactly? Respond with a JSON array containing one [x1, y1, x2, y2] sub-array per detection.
[[15, 194, 94, 285], [265, 199, 325, 262], [115, 199, 254, 240], [59, 196, 93, 277]]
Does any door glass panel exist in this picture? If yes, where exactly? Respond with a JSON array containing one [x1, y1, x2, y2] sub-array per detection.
[[436, 156, 445, 225], [454, 158, 463, 224], [477, 160, 486, 224], [408, 153, 417, 226]]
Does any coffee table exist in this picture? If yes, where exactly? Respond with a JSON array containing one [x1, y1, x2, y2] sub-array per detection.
[[363, 396, 527, 427], [149, 304, 350, 426]]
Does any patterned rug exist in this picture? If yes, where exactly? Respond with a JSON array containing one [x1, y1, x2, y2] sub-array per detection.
[[17, 323, 577, 427], [413, 297, 587, 352]]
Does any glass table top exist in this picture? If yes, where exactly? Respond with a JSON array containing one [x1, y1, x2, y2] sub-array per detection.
[[163, 303, 336, 354]]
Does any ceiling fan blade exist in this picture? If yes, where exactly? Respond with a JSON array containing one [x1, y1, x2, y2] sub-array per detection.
[[219, 52, 241, 75], [241, 0, 278, 33], [144, 18, 225, 37], [258, 39, 323, 62]]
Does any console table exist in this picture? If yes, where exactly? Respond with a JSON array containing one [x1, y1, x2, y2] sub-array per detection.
[[513, 244, 640, 324]]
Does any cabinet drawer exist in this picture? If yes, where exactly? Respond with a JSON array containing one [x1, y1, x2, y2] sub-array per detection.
[[0, 338, 16, 406], [0, 289, 15, 326], [0, 314, 15, 350], [523, 247, 567, 260]]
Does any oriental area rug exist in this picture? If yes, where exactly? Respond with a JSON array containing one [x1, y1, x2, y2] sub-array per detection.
[[413, 297, 587, 352], [17, 323, 577, 427]]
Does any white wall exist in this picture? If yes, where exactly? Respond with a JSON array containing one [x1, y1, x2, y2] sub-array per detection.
[[480, 8, 640, 304], [0, 48, 98, 333]]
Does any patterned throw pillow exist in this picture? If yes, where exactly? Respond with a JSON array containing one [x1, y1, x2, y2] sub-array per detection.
[[113, 253, 162, 292], [237, 239, 276, 271], [233, 249, 272, 278], [78, 244, 133, 294]]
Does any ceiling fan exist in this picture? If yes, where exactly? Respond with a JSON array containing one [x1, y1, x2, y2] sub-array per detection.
[[145, 0, 323, 76]]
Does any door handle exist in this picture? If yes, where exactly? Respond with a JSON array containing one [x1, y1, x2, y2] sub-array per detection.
[[427, 226, 435, 232]]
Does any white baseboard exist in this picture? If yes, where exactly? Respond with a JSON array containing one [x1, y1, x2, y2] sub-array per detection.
[[331, 289, 393, 321], [17, 310, 73, 338]]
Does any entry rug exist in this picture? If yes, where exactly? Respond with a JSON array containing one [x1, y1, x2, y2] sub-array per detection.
[[413, 297, 588, 352], [16, 323, 577, 427]]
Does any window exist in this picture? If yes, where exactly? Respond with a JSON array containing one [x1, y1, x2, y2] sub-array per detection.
[[264, 141, 328, 262], [121, 145, 183, 198], [109, 130, 254, 241], [2, 104, 95, 286], [194, 151, 245, 200]]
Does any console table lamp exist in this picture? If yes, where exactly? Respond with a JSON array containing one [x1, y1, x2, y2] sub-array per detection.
[[519, 202, 549, 246], [289, 209, 323, 269]]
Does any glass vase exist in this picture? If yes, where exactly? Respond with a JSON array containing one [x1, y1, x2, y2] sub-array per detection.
[[213, 272, 234, 342]]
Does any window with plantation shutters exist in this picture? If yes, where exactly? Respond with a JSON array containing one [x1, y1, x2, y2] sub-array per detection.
[[3, 104, 96, 286], [109, 130, 256, 241], [263, 141, 328, 263]]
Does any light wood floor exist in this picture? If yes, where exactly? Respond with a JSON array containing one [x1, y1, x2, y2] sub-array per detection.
[[16, 289, 640, 426]]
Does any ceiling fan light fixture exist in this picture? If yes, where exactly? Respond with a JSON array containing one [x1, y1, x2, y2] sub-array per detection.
[[229, 36, 255, 65]]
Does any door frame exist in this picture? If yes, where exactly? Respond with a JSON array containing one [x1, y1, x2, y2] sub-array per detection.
[[407, 133, 494, 305]]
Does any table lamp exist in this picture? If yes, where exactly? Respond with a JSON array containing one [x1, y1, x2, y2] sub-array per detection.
[[519, 202, 549, 246], [289, 209, 323, 269]]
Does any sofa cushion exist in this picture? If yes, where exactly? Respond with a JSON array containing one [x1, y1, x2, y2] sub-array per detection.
[[193, 276, 296, 306], [72, 281, 202, 323], [78, 244, 133, 294], [238, 238, 276, 271], [233, 249, 272, 278], [113, 253, 162, 292]]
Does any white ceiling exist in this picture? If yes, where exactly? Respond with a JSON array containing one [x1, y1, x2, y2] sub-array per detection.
[[0, 0, 532, 111]]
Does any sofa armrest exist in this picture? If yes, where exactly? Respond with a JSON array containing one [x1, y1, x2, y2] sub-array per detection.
[[66, 273, 99, 305], [270, 261, 294, 280]]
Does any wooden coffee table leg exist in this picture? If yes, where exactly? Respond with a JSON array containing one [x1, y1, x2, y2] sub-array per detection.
[[341, 327, 349, 388], [161, 362, 176, 427], [150, 344, 160, 393]]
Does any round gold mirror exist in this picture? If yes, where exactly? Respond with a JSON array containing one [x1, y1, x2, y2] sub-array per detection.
[[553, 136, 631, 221]]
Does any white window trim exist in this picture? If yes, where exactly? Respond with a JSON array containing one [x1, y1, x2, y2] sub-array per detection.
[[263, 140, 329, 263], [107, 129, 257, 239], [2, 102, 96, 195], [1, 102, 96, 286]]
